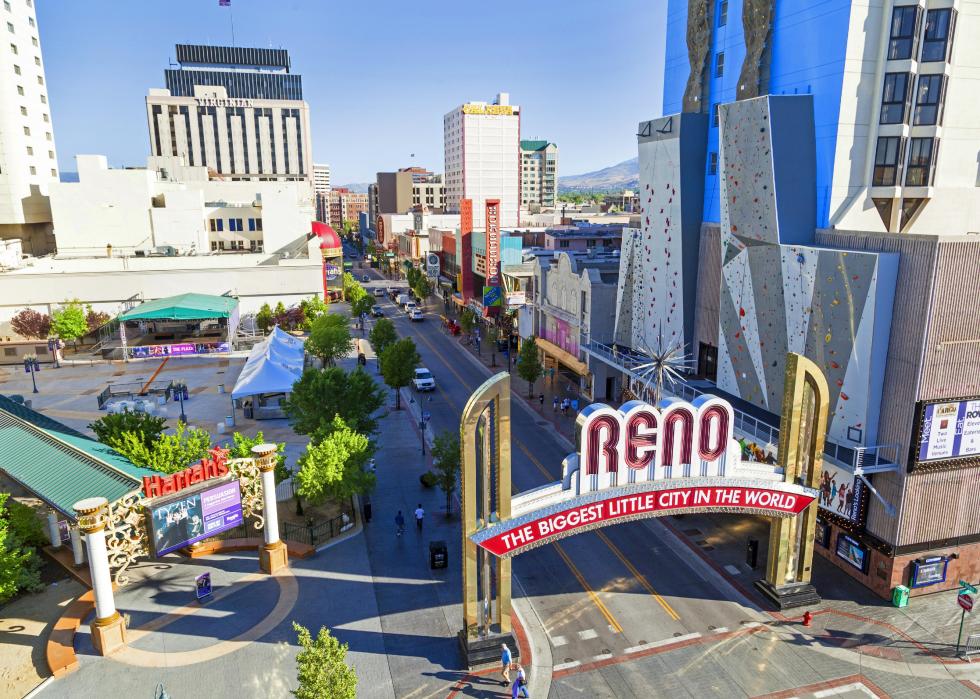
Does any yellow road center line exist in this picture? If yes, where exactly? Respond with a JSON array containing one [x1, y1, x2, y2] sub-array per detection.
[[595, 530, 681, 621], [553, 542, 623, 634]]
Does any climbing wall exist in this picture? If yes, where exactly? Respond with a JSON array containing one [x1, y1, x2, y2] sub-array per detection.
[[716, 96, 898, 446]]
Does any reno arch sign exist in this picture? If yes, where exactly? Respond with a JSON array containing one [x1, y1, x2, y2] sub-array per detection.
[[470, 396, 816, 558]]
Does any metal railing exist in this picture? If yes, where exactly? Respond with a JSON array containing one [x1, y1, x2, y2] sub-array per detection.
[[281, 507, 355, 547], [583, 339, 900, 474]]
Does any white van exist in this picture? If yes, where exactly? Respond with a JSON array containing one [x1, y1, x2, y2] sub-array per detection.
[[396, 293, 411, 308]]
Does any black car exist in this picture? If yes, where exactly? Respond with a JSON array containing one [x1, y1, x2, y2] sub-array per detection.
[[371, 305, 384, 317]]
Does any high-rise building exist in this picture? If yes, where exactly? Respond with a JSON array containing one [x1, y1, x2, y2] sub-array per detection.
[[443, 92, 520, 229], [520, 140, 558, 209], [596, 0, 980, 601], [146, 44, 312, 185], [328, 188, 368, 230], [0, 0, 58, 254], [376, 168, 444, 215], [313, 163, 330, 222]]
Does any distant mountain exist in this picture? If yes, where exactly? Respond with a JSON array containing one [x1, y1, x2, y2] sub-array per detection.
[[60, 171, 79, 183], [558, 157, 638, 192], [336, 182, 371, 194]]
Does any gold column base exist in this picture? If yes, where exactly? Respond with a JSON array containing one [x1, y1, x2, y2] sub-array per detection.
[[91, 612, 127, 656], [259, 540, 288, 574]]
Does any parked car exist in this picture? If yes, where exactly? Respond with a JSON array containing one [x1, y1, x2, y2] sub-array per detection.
[[361, 274, 370, 283], [409, 308, 423, 321], [397, 294, 412, 308], [371, 305, 384, 317], [404, 302, 418, 314], [374, 287, 386, 297], [412, 368, 435, 392]]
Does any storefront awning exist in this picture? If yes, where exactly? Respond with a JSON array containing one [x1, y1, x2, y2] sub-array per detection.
[[535, 337, 589, 376]]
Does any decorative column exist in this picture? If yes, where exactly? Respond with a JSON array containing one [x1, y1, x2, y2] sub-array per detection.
[[73, 497, 126, 655], [47, 510, 61, 548], [70, 525, 86, 567], [253, 444, 288, 574]]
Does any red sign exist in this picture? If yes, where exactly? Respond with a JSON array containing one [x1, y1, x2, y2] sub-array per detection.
[[477, 486, 815, 557], [959, 594, 974, 612], [376, 215, 385, 245], [460, 199, 474, 302], [485, 199, 500, 286], [142, 447, 230, 499]]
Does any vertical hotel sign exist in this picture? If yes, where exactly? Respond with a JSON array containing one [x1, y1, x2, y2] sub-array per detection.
[[460, 199, 475, 302], [485, 199, 501, 286]]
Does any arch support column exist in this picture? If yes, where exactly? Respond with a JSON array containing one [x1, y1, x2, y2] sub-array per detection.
[[73, 497, 127, 656], [253, 444, 288, 574]]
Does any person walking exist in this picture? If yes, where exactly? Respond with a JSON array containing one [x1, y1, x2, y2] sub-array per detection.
[[552, 396, 559, 412], [395, 510, 405, 537], [538, 393, 545, 410], [414, 504, 424, 531], [512, 665, 529, 698], [571, 398, 579, 414], [500, 643, 513, 687]]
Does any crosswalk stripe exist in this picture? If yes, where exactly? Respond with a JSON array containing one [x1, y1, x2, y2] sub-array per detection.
[[624, 632, 701, 654]]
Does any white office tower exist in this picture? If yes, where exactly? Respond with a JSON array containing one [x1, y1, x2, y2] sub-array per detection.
[[312, 163, 331, 195], [443, 92, 520, 228], [0, 0, 58, 254]]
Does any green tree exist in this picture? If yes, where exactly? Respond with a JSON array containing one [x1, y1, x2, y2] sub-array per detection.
[[291, 621, 357, 699], [516, 336, 544, 397], [51, 299, 88, 346], [411, 275, 432, 304], [299, 295, 329, 331], [255, 303, 274, 333], [4, 500, 47, 547], [368, 318, 397, 358], [305, 313, 354, 366], [379, 338, 420, 410], [227, 431, 289, 484], [295, 416, 374, 506], [89, 410, 167, 452], [431, 430, 461, 517], [459, 308, 476, 336], [349, 294, 374, 326], [112, 423, 212, 473], [0, 494, 43, 604], [284, 367, 384, 438]]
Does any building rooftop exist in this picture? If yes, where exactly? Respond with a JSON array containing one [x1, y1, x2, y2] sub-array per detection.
[[175, 44, 291, 71], [544, 224, 625, 238], [520, 140, 552, 152]]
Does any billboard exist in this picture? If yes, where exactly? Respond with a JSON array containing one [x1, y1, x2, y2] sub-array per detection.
[[460, 199, 474, 302], [129, 342, 230, 359], [149, 480, 243, 556], [911, 397, 980, 470], [816, 460, 865, 524], [835, 533, 869, 573], [483, 286, 502, 307], [485, 199, 500, 285]]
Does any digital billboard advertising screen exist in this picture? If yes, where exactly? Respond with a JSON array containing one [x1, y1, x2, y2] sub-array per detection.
[[149, 480, 243, 556], [913, 398, 980, 470]]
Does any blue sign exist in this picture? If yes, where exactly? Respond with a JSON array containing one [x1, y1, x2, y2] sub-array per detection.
[[195, 572, 212, 600], [910, 557, 949, 588], [483, 286, 502, 307]]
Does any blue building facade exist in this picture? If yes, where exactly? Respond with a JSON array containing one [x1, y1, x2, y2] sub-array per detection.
[[663, 0, 852, 227]]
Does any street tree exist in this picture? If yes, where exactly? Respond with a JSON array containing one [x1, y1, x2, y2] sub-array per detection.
[[431, 430, 461, 516], [291, 622, 357, 699], [89, 410, 168, 452], [0, 493, 43, 603], [349, 294, 374, 328], [412, 275, 432, 304], [85, 306, 111, 335], [51, 299, 89, 346], [226, 431, 290, 483], [516, 336, 544, 397], [255, 303, 274, 333], [458, 308, 476, 337], [368, 318, 397, 358], [10, 309, 51, 340], [379, 337, 420, 410], [299, 295, 328, 331], [295, 416, 374, 506], [284, 366, 384, 438], [111, 422, 212, 474], [306, 313, 354, 366]]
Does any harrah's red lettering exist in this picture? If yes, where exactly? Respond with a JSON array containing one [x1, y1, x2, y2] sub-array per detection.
[[581, 397, 735, 479], [142, 447, 230, 499]]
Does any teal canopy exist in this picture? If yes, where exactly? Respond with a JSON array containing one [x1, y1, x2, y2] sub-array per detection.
[[119, 293, 238, 321]]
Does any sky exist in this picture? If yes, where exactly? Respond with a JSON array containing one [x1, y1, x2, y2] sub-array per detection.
[[37, 0, 667, 184]]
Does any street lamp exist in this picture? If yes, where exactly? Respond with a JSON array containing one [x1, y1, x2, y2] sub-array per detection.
[[23, 355, 40, 393], [173, 380, 188, 423]]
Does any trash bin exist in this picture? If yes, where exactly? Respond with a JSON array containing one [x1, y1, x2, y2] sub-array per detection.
[[892, 585, 910, 608], [429, 540, 448, 569], [746, 539, 760, 569]]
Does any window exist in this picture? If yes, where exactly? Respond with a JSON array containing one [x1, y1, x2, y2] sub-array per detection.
[[33, 55, 38, 65], [49, 168, 55, 176], [709, 151, 718, 175], [216, 218, 223, 232], [712, 103, 720, 127], [228, 217, 243, 231], [3, 1, 9, 11], [558, 240, 570, 249], [47, 150, 53, 159], [256, 218, 263, 231], [6, 21, 13, 33], [27, 16, 33, 26], [26, 0, 32, 6], [888, 6, 920, 60], [16, 84, 22, 95], [26, 146, 32, 155], [39, 93, 44, 103], [906, 137, 937, 186], [9, 42, 15, 53], [12, 63, 18, 74], [29, 165, 35, 174], [22, 125, 28, 135], [248, 218, 256, 231], [36, 74, 42, 85], [210, 241, 219, 251], [3, 348, 15, 357], [30, 36, 36, 46], [921, 9, 955, 62], [235, 240, 244, 250], [42, 112, 47, 122], [715, 51, 725, 77], [913, 74, 945, 125], [19, 106, 25, 115], [718, 0, 728, 26], [880, 73, 911, 124], [873, 136, 903, 186], [44, 131, 50, 141]]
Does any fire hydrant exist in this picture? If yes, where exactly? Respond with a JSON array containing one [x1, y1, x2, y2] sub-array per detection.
[[802, 610, 813, 627]]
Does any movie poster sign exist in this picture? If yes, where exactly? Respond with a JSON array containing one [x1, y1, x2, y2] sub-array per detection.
[[817, 460, 865, 524], [149, 480, 243, 556], [129, 342, 230, 359], [912, 397, 980, 470]]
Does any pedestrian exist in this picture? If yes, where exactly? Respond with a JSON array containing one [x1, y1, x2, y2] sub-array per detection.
[[512, 664, 529, 698], [414, 503, 424, 531], [538, 393, 545, 410], [395, 510, 405, 536], [552, 396, 559, 412], [571, 398, 579, 414], [363, 495, 372, 523], [500, 643, 512, 686]]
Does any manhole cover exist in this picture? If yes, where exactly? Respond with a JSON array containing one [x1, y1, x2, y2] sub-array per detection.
[[673, 632, 683, 637], [708, 625, 717, 631], [601, 648, 610, 654], [638, 639, 647, 645]]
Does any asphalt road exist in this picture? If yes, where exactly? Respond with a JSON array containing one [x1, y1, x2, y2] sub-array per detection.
[[357, 269, 759, 696]]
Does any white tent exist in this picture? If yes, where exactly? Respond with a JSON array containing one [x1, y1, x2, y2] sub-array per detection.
[[231, 326, 306, 402]]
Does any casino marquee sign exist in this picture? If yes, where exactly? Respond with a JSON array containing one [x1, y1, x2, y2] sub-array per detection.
[[469, 396, 817, 558]]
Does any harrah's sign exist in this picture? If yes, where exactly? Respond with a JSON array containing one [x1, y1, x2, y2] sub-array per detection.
[[143, 447, 230, 499], [485, 199, 500, 286], [471, 396, 817, 557]]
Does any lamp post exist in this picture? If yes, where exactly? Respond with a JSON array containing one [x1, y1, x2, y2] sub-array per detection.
[[174, 380, 187, 423], [23, 355, 39, 393]]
